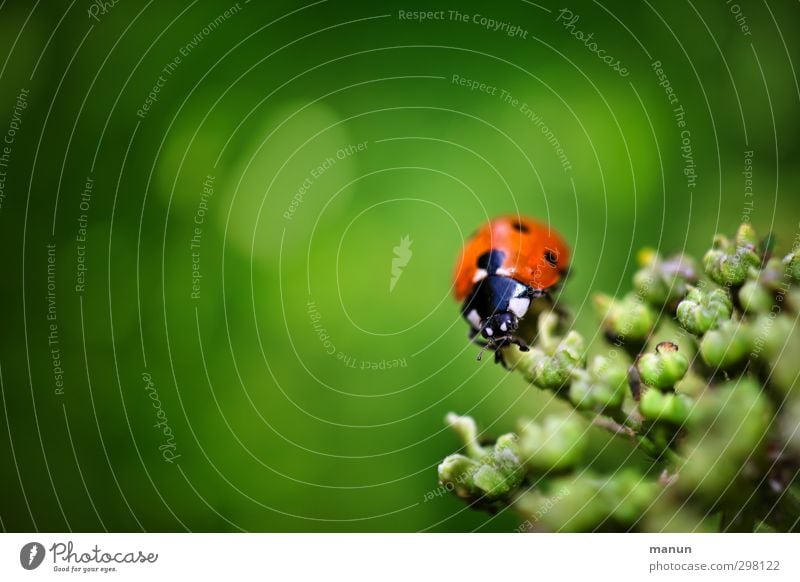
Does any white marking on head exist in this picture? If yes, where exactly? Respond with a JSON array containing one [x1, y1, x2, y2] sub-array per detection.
[[466, 309, 481, 330], [495, 267, 513, 277], [472, 268, 488, 283], [508, 297, 530, 318], [500, 322, 508, 332], [484, 327, 493, 336]]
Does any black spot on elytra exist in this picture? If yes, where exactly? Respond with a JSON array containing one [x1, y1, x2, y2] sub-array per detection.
[[477, 249, 506, 274], [544, 249, 559, 267], [511, 221, 529, 233]]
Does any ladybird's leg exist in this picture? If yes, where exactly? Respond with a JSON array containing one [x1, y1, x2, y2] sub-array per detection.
[[527, 287, 547, 300], [510, 337, 530, 352], [487, 338, 514, 369], [467, 331, 494, 361], [494, 348, 510, 369], [477, 343, 493, 361]]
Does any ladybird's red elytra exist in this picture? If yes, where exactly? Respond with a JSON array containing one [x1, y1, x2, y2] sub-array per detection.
[[453, 215, 570, 363]]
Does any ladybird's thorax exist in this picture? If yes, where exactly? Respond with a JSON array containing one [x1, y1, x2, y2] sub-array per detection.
[[461, 275, 532, 330]]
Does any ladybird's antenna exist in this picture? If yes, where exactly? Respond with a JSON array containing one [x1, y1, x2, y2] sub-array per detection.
[[476, 342, 492, 361]]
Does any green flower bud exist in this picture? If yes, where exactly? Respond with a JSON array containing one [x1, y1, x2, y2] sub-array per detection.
[[439, 425, 525, 500], [521, 331, 586, 391], [639, 388, 692, 424], [633, 252, 698, 306], [679, 377, 771, 497], [475, 434, 525, 498], [569, 355, 628, 410], [779, 400, 800, 457], [438, 454, 480, 498], [641, 494, 716, 533], [505, 346, 547, 383], [568, 369, 594, 410], [699, 319, 753, 370], [758, 326, 800, 395], [637, 341, 689, 389], [676, 286, 732, 335], [602, 469, 660, 525], [738, 279, 773, 313], [550, 330, 585, 369], [471, 464, 513, 498], [703, 229, 761, 286], [518, 414, 588, 472], [760, 257, 788, 291], [750, 314, 789, 362], [594, 292, 657, 342], [783, 251, 800, 282], [514, 475, 605, 532], [788, 288, 800, 314], [636, 247, 659, 268], [504, 312, 585, 392], [658, 253, 700, 285], [703, 249, 743, 286], [531, 357, 570, 390], [438, 451, 524, 501], [633, 267, 671, 306], [516, 471, 661, 531], [445, 413, 487, 459], [735, 223, 760, 249], [673, 370, 708, 398]]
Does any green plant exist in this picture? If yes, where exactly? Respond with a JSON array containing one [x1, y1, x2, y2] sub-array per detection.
[[438, 224, 800, 532]]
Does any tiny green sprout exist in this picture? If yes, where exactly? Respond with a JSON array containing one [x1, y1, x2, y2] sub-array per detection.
[[594, 292, 657, 342], [514, 476, 603, 532], [445, 412, 487, 459], [676, 286, 733, 335], [639, 388, 692, 424], [531, 331, 586, 390], [699, 319, 753, 370], [789, 288, 800, 313], [507, 322, 586, 392], [637, 341, 690, 390], [569, 355, 629, 410], [703, 229, 761, 286], [751, 313, 794, 361], [735, 223, 760, 249], [437, 454, 480, 499], [783, 251, 800, 282], [518, 414, 588, 472], [738, 279, 774, 313], [633, 251, 698, 306], [440, 416, 525, 500], [678, 377, 771, 497], [760, 257, 788, 291], [602, 469, 661, 525], [633, 267, 671, 306], [471, 435, 526, 499]]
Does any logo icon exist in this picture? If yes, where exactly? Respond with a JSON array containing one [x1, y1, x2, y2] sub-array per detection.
[[390, 235, 413, 292], [20, 542, 45, 570]]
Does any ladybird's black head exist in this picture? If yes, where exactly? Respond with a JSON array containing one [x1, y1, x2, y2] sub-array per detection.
[[480, 311, 518, 344]]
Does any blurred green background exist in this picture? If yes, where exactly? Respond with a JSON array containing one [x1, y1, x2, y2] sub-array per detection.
[[0, 0, 798, 531]]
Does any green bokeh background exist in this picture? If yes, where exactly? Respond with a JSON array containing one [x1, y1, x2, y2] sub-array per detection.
[[0, 0, 798, 531]]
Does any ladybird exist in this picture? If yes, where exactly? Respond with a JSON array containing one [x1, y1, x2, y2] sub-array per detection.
[[453, 215, 570, 361]]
